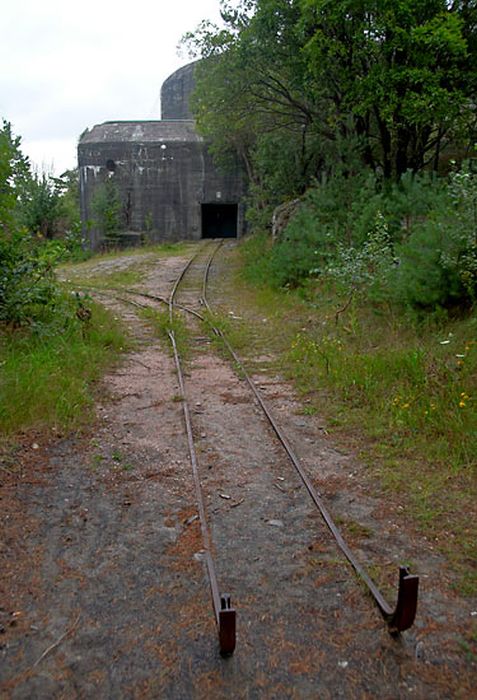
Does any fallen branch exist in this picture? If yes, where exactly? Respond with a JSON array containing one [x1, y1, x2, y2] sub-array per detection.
[[131, 359, 153, 370], [33, 614, 81, 668], [335, 291, 354, 325], [136, 402, 163, 411]]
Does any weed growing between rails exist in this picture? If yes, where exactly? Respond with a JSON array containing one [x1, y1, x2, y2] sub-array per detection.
[[201, 308, 250, 351], [0, 299, 129, 439], [140, 308, 191, 360]]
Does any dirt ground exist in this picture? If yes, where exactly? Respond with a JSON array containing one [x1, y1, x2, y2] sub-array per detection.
[[1, 245, 476, 699]]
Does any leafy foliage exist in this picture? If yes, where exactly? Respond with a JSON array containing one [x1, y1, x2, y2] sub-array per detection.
[[91, 178, 122, 246], [0, 119, 30, 234], [0, 121, 80, 327], [184, 0, 477, 222], [19, 167, 81, 241], [0, 122, 125, 439], [326, 212, 395, 298], [184, 1, 477, 312], [0, 230, 64, 326], [393, 164, 477, 308], [21, 171, 62, 238], [245, 163, 477, 310], [300, 0, 473, 178]]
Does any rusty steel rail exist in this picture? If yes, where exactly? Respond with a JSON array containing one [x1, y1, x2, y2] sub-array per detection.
[[124, 289, 205, 321], [79, 284, 206, 322], [199, 242, 419, 634], [168, 245, 236, 656], [90, 248, 236, 654]]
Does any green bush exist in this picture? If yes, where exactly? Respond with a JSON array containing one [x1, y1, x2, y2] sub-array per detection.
[[326, 211, 395, 300], [266, 169, 389, 288], [269, 204, 335, 287], [0, 121, 81, 327], [391, 165, 477, 309], [20, 171, 62, 239], [91, 178, 122, 246], [0, 230, 66, 327], [379, 170, 444, 242], [393, 220, 464, 308], [269, 165, 477, 310]]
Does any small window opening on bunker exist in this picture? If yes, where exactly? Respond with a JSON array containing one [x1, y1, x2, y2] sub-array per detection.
[[201, 203, 238, 239], [106, 159, 116, 173]]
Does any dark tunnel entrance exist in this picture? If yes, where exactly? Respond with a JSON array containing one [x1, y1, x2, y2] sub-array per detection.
[[201, 203, 238, 239]]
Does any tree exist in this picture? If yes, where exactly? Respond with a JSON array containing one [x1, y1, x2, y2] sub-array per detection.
[[21, 171, 62, 238], [54, 169, 80, 231], [301, 0, 474, 178], [184, 0, 330, 220], [91, 178, 122, 246], [184, 0, 477, 205], [0, 120, 31, 235], [0, 122, 63, 326]]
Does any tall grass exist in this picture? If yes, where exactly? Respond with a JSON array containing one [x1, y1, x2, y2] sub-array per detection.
[[0, 301, 128, 438], [288, 319, 476, 473]]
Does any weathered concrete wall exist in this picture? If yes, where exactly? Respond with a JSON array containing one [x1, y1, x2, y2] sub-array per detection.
[[161, 62, 197, 120], [78, 120, 246, 248], [78, 62, 246, 249]]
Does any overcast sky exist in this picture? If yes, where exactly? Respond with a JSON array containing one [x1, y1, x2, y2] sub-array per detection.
[[0, 0, 223, 175]]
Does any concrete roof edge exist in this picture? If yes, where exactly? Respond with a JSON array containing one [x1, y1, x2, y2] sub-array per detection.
[[78, 119, 201, 145]]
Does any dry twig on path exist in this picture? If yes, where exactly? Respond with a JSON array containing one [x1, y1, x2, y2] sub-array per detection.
[[33, 614, 81, 668]]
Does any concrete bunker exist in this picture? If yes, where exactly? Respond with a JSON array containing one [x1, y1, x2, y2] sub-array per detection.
[[78, 62, 246, 250]]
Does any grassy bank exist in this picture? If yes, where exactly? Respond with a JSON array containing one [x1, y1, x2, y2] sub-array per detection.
[[216, 236, 477, 596], [0, 299, 128, 440], [2, 240, 196, 441]]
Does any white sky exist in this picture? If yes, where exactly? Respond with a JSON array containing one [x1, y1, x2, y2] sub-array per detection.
[[0, 0, 222, 175]]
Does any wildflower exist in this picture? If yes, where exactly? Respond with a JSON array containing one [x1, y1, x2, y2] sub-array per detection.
[[402, 403, 410, 409], [459, 401, 466, 408]]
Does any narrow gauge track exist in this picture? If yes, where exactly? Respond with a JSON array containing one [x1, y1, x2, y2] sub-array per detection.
[[199, 244, 419, 635], [166, 243, 236, 656], [86, 240, 419, 656]]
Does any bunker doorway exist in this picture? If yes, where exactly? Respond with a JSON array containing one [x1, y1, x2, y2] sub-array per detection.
[[201, 203, 238, 239]]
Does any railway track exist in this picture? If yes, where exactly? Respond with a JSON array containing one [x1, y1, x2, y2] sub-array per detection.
[[84, 240, 419, 656]]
